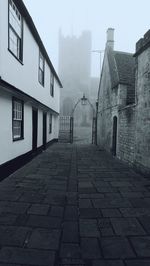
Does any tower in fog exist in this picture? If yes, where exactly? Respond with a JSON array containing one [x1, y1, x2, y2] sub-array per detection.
[[58, 30, 92, 118]]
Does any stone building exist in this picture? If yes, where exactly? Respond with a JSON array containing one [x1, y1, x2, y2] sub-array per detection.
[[97, 28, 150, 175], [134, 31, 150, 174]]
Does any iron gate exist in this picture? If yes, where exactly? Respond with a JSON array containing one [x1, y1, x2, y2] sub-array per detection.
[[59, 115, 96, 144], [59, 116, 72, 143]]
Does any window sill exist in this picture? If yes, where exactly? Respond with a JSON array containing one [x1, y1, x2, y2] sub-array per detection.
[[13, 137, 24, 142], [8, 48, 24, 65]]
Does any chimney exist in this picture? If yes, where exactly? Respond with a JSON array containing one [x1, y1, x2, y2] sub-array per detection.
[[106, 28, 114, 49]]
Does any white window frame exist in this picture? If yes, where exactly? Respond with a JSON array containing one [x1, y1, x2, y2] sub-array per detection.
[[12, 98, 24, 141], [8, 0, 23, 62], [39, 52, 45, 86]]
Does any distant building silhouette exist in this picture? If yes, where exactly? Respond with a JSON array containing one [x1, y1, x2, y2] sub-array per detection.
[[58, 30, 92, 121]]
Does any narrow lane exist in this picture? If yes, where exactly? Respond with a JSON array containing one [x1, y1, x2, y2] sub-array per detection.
[[0, 143, 150, 266]]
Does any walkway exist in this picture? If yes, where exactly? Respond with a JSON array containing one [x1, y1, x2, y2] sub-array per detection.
[[0, 143, 150, 266]]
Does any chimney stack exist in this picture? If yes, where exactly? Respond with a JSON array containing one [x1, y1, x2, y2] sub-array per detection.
[[106, 28, 114, 49]]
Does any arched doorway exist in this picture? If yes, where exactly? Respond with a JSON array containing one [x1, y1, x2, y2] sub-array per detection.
[[112, 116, 117, 156], [73, 103, 93, 144], [70, 95, 96, 144]]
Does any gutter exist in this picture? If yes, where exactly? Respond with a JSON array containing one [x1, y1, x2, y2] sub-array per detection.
[[0, 78, 59, 115]]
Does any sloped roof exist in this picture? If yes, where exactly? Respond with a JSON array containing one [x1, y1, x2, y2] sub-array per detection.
[[107, 48, 135, 89]]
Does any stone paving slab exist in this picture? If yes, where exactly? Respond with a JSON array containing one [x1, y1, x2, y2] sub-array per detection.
[[0, 143, 150, 265], [0, 247, 55, 265]]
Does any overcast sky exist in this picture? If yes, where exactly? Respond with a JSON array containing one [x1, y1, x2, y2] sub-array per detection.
[[24, 0, 150, 77]]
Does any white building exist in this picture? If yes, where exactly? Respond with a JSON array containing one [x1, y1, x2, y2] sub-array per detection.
[[0, 0, 62, 177]]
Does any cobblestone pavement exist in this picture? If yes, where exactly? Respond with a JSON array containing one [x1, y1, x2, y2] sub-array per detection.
[[0, 143, 150, 266]]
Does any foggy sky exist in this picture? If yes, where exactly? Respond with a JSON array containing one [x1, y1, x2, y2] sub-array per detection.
[[24, 0, 150, 77]]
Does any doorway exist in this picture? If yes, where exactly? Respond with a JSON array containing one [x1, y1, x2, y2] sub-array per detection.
[[43, 112, 47, 149], [32, 109, 38, 151], [112, 116, 117, 156]]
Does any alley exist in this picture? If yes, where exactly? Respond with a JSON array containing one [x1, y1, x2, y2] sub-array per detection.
[[0, 143, 150, 266]]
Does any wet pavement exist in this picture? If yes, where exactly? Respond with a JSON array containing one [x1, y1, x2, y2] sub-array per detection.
[[0, 143, 150, 265], [74, 126, 92, 144]]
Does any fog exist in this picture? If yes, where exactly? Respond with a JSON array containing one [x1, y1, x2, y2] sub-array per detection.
[[23, 0, 150, 77], [23, 0, 150, 143]]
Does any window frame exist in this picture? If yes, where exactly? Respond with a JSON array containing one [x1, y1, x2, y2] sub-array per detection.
[[49, 113, 52, 134], [12, 97, 24, 141], [8, 0, 23, 63], [38, 51, 45, 86], [50, 71, 54, 97]]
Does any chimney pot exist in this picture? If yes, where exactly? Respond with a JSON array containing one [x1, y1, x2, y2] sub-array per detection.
[[107, 28, 114, 49]]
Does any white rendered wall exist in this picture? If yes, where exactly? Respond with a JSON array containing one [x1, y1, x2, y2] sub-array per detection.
[[54, 115, 59, 139], [0, 90, 59, 165], [0, 0, 2, 76], [0, 0, 60, 114], [47, 113, 59, 142], [0, 0, 61, 166], [0, 91, 32, 165]]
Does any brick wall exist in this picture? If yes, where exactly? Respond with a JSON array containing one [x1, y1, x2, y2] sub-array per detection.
[[118, 105, 136, 164]]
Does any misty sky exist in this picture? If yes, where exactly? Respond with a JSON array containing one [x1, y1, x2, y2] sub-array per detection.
[[24, 0, 150, 77]]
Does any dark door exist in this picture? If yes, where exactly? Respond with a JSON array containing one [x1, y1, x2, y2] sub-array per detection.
[[112, 116, 117, 156], [70, 116, 74, 143], [43, 112, 47, 149], [32, 109, 38, 151]]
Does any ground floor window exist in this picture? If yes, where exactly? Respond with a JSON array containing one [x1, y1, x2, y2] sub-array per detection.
[[12, 98, 24, 141], [49, 114, 52, 134]]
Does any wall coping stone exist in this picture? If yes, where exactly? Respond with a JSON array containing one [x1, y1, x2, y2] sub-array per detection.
[[134, 30, 150, 57]]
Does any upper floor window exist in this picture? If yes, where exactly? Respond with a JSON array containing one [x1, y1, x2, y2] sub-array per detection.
[[8, 0, 23, 62], [12, 98, 24, 141], [50, 72, 54, 97], [39, 52, 45, 86]]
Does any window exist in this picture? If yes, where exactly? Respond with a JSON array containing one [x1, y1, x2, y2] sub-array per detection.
[[8, 0, 23, 62], [49, 114, 52, 133], [50, 72, 54, 97], [12, 98, 24, 141], [39, 52, 45, 86]]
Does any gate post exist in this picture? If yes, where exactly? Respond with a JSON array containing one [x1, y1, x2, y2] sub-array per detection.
[[95, 100, 98, 145], [92, 117, 96, 144], [70, 116, 74, 143]]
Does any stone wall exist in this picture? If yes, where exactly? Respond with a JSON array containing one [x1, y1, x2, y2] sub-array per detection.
[[97, 50, 137, 165], [118, 105, 136, 164], [134, 44, 150, 174], [97, 109, 112, 151], [97, 51, 116, 151], [97, 29, 150, 176]]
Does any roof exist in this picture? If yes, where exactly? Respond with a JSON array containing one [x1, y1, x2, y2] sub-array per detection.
[[107, 48, 135, 89], [13, 0, 62, 88]]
